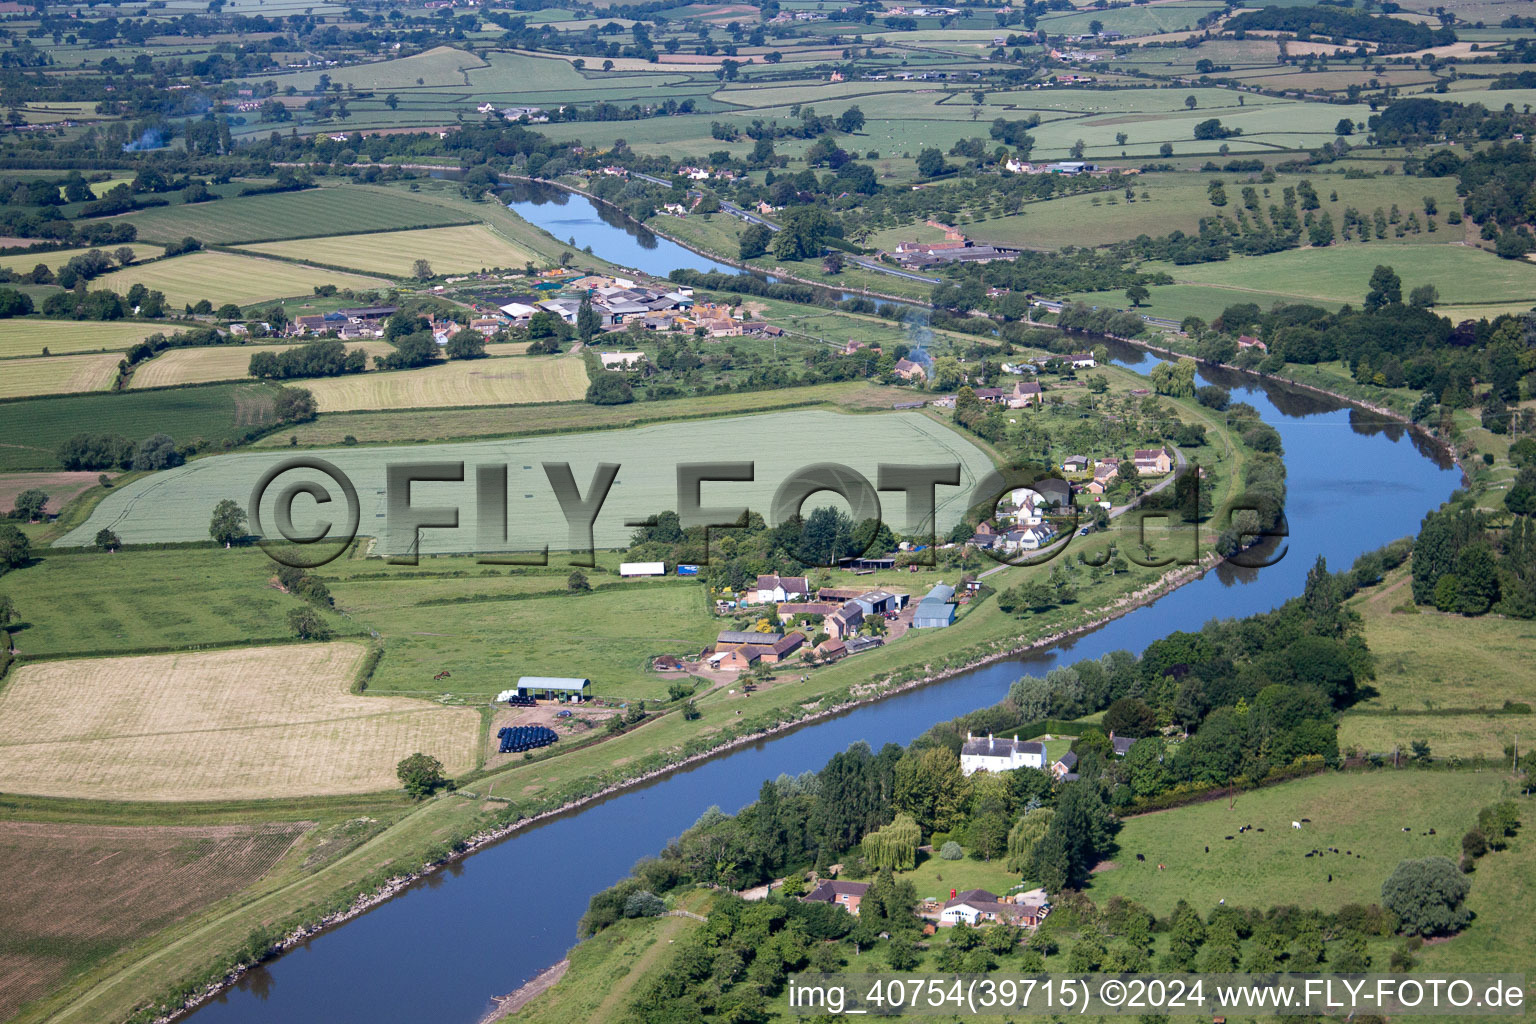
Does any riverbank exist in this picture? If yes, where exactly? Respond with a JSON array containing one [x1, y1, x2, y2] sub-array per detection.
[[500, 174, 926, 307]]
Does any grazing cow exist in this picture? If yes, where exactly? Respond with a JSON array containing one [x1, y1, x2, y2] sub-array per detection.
[[1257, 828, 1265, 832], [1305, 852, 1314, 858], [1225, 835, 1234, 840], [1403, 827, 1411, 832], [1158, 864, 1165, 871], [1136, 853, 1146, 862], [1428, 828, 1436, 835], [1205, 845, 1209, 853], [1292, 821, 1302, 829], [1328, 874, 1332, 882], [1301, 817, 1311, 823]]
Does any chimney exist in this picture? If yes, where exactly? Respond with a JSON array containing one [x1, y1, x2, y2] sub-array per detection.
[[988, 733, 994, 749]]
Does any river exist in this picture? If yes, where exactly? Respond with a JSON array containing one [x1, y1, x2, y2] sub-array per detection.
[[183, 209, 1461, 1024]]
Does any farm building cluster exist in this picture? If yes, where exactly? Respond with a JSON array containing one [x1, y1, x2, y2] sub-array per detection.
[[960, 730, 1136, 780], [803, 878, 1052, 932], [497, 278, 784, 341]]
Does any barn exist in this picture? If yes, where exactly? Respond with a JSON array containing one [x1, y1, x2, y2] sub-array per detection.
[[913, 583, 957, 629], [497, 677, 592, 703]]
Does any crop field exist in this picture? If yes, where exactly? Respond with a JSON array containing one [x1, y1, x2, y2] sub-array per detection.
[[296, 353, 581, 412], [330, 575, 718, 700], [116, 185, 475, 244], [96, 251, 388, 308], [250, 379, 895, 446], [1085, 770, 1515, 915], [0, 548, 353, 656], [248, 45, 488, 91], [130, 342, 396, 389], [58, 409, 997, 553], [0, 383, 282, 472], [0, 319, 169, 359], [1154, 244, 1536, 307], [0, 643, 479, 800], [0, 472, 107, 517], [0, 243, 162, 275], [240, 224, 540, 276], [0, 820, 309, 1022], [0, 353, 122, 399]]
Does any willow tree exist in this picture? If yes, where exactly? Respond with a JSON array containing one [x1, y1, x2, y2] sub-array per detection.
[[864, 813, 921, 871], [1005, 806, 1054, 874]]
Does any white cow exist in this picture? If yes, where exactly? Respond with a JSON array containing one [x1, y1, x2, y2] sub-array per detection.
[[1292, 821, 1302, 829]]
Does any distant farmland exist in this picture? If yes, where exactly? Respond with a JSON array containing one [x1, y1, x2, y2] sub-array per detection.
[[0, 353, 122, 399], [130, 341, 396, 388], [242, 224, 540, 276], [0, 242, 162, 275], [116, 184, 475, 244], [96, 250, 388, 307], [301, 352, 585, 412], [0, 319, 169, 359], [0, 643, 479, 801], [58, 409, 997, 553]]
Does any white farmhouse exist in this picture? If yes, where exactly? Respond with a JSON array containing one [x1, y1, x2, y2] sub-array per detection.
[[960, 732, 1045, 775]]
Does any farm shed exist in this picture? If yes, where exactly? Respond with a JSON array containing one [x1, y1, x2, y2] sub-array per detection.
[[913, 583, 957, 629], [498, 677, 592, 702], [619, 561, 666, 577]]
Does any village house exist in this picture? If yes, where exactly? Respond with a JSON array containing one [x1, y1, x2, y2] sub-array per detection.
[[1063, 455, 1090, 473], [1065, 351, 1097, 369], [1132, 448, 1173, 476], [1085, 457, 1120, 495], [1110, 731, 1136, 757], [1051, 750, 1078, 779], [940, 889, 1049, 928], [960, 732, 1045, 775], [804, 879, 870, 914], [777, 601, 840, 623], [1237, 334, 1268, 353], [972, 386, 1007, 404], [469, 318, 504, 337], [893, 358, 927, 381], [752, 574, 809, 604], [1009, 380, 1043, 408], [825, 601, 865, 640]]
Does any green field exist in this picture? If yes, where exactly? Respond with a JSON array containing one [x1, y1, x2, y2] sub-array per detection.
[[0, 382, 284, 472], [96, 250, 388, 308], [116, 185, 476, 244], [329, 571, 718, 700], [0, 548, 353, 657], [1079, 770, 1515, 915], [57, 409, 998, 552], [240, 224, 541, 276], [0, 320, 171, 359], [0, 353, 122, 399], [0, 243, 163, 275]]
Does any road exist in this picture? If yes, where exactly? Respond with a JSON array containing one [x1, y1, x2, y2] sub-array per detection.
[[977, 446, 1189, 579]]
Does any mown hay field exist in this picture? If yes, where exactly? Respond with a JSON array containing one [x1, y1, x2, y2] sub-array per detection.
[[301, 352, 586, 412], [241, 224, 540, 277], [130, 341, 396, 388], [0, 242, 163, 275], [0, 643, 479, 800], [0, 319, 169, 358], [0, 353, 122, 399], [0, 820, 309, 1023], [96, 250, 388, 308], [116, 185, 474, 244]]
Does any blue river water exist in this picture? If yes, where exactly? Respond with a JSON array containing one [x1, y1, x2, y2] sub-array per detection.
[[185, 209, 1461, 1024]]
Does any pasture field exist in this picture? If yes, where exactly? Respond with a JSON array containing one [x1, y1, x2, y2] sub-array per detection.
[[241, 224, 540, 277], [250, 379, 896, 446], [0, 820, 309, 1023], [58, 409, 998, 552], [1066, 283, 1342, 324], [0, 548, 354, 656], [1085, 770, 1515, 915], [249, 45, 487, 91], [1351, 570, 1536, 711], [0, 643, 480, 800], [116, 185, 475, 244], [129, 341, 395, 389], [0, 353, 122, 399], [0, 471, 110, 517], [1339, 713, 1524, 760], [0, 243, 162, 275], [0, 319, 169, 358], [96, 251, 388, 308], [300, 353, 585, 412], [328, 574, 718, 700], [950, 172, 1462, 251], [0, 382, 282, 472], [1153, 244, 1536, 307]]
